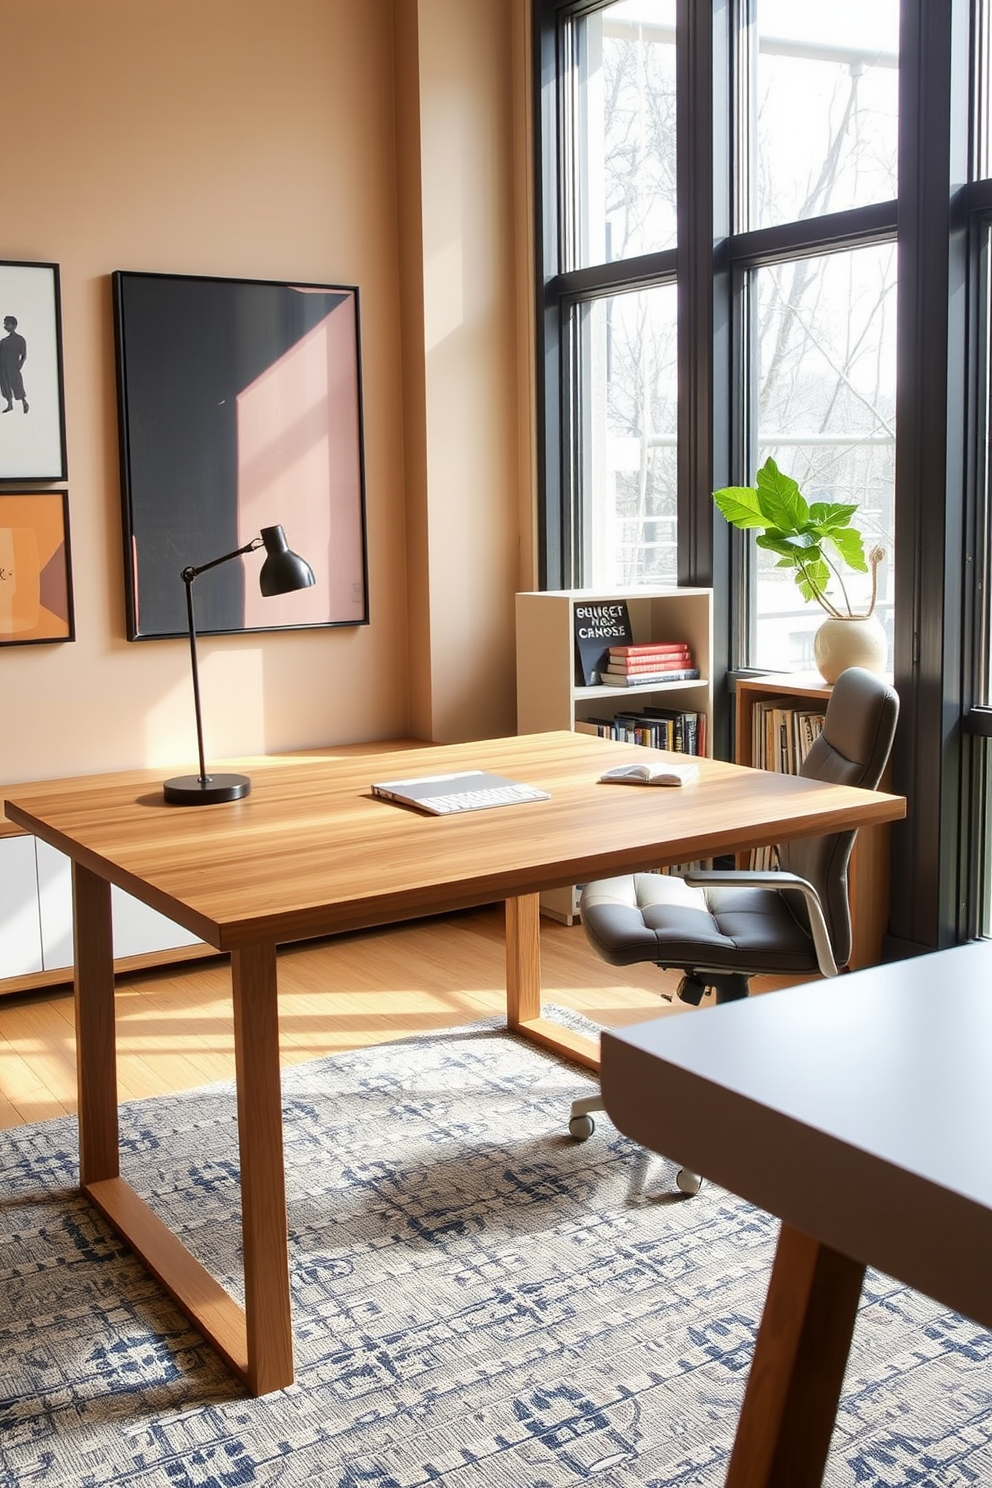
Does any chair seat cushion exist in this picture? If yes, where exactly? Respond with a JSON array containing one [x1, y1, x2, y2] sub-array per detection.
[[579, 873, 821, 976]]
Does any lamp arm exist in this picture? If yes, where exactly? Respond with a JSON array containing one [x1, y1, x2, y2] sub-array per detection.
[[180, 536, 263, 585]]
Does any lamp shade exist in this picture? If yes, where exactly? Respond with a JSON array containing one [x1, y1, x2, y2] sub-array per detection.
[[258, 524, 316, 597]]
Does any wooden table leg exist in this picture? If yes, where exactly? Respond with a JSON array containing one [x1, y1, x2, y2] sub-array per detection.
[[72, 863, 119, 1185], [725, 1223, 866, 1488], [505, 893, 542, 1027], [504, 894, 600, 1071], [231, 942, 294, 1394]]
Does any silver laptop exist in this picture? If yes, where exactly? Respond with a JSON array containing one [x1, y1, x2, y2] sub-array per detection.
[[371, 769, 550, 815]]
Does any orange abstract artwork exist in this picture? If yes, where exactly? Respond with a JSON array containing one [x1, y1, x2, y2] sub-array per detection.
[[0, 492, 73, 644]]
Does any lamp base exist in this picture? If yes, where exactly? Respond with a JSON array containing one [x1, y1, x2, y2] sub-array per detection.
[[163, 773, 252, 805]]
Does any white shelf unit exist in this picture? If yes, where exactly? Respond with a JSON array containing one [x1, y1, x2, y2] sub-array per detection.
[[515, 587, 714, 921]]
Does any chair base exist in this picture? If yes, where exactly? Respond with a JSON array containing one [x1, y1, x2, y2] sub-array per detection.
[[677, 972, 750, 1005]]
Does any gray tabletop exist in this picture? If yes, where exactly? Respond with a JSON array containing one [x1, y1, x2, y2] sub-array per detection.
[[601, 940, 992, 1330]]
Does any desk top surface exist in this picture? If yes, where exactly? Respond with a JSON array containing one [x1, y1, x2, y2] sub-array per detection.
[[4, 731, 905, 951], [601, 942, 992, 1326]]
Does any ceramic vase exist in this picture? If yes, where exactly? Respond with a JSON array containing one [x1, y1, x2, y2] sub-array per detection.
[[813, 613, 887, 685]]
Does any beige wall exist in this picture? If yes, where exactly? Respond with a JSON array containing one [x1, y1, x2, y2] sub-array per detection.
[[0, 0, 532, 789]]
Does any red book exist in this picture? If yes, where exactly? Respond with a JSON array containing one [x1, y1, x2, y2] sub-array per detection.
[[608, 641, 691, 658], [606, 655, 695, 674]]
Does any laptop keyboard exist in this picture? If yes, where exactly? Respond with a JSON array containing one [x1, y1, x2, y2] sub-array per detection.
[[429, 783, 551, 813]]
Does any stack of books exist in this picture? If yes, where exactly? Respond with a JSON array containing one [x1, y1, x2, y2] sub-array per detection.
[[602, 641, 700, 687], [578, 706, 707, 757], [750, 700, 826, 774]]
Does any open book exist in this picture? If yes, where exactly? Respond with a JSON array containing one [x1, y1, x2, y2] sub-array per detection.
[[599, 760, 699, 788]]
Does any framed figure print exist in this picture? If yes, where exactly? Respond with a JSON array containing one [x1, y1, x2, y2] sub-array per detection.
[[0, 261, 67, 483], [112, 270, 369, 641], [0, 491, 74, 644]]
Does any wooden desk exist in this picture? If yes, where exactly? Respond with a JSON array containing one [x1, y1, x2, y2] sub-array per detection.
[[5, 730, 905, 1396], [600, 942, 992, 1488]]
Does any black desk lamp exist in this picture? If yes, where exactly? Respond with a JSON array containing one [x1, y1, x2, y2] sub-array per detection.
[[163, 524, 315, 806]]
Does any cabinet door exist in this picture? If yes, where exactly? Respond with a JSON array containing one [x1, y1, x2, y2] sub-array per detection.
[[0, 836, 43, 977], [110, 887, 201, 960], [35, 839, 201, 969]]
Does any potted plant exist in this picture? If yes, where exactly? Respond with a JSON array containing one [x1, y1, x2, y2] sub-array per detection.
[[712, 456, 886, 683]]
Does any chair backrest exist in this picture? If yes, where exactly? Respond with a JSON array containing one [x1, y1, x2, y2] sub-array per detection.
[[779, 666, 899, 969]]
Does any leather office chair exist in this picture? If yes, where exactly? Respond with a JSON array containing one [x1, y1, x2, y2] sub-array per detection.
[[571, 666, 899, 1191]]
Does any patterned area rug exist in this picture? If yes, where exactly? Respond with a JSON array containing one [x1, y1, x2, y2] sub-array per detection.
[[2, 1017, 991, 1488]]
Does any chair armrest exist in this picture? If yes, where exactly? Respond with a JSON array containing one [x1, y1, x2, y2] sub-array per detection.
[[681, 868, 840, 979]]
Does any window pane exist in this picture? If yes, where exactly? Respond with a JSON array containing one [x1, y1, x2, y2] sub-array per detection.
[[750, 244, 897, 671], [743, 1, 899, 231], [568, 0, 677, 269], [573, 283, 678, 587], [977, 0, 992, 182]]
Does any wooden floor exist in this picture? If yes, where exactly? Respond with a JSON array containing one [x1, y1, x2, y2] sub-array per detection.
[[0, 904, 797, 1130]]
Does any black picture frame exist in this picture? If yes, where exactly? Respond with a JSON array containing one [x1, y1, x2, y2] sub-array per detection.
[[112, 270, 369, 641], [0, 261, 67, 483], [0, 489, 74, 645]]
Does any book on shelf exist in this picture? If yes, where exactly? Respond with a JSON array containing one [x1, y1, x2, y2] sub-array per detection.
[[601, 666, 701, 686], [606, 647, 693, 671], [607, 641, 693, 661], [605, 659, 695, 677], [573, 600, 634, 685]]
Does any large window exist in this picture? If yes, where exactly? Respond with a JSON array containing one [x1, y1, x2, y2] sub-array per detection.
[[541, 0, 899, 642], [536, 0, 984, 952]]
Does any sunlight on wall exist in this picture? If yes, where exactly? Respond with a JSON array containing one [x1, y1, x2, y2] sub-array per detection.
[[424, 239, 466, 350], [143, 646, 267, 768]]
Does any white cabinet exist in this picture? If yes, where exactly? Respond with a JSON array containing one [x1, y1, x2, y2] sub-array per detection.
[[34, 839, 201, 972], [515, 586, 714, 921], [35, 836, 73, 971], [0, 835, 43, 977]]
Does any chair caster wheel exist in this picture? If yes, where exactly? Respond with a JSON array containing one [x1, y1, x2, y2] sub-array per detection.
[[677, 975, 706, 1006], [569, 1113, 596, 1141], [676, 1168, 701, 1196]]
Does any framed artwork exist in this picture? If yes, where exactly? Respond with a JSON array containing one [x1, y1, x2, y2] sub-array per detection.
[[112, 270, 369, 640], [0, 261, 67, 483], [0, 491, 74, 645]]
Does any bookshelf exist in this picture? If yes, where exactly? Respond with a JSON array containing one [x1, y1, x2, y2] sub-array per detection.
[[515, 587, 714, 921], [735, 674, 892, 970]]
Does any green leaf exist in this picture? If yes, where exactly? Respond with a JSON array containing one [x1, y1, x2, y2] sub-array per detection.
[[754, 458, 809, 534], [809, 501, 859, 529], [756, 532, 820, 563], [826, 526, 868, 571], [712, 486, 766, 528]]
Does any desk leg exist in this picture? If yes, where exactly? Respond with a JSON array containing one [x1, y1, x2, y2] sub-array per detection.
[[73, 863, 119, 1185], [504, 895, 600, 1071], [231, 943, 294, 1395], [725, 1223, 865, 1488], [506, 894, 542, 1027]]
